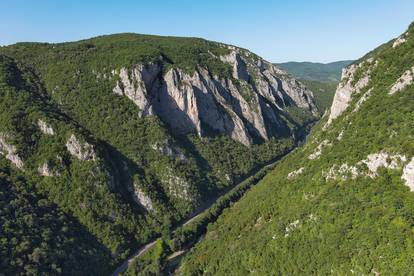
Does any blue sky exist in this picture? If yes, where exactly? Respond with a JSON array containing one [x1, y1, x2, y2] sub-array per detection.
[[1, 0, 413, 63]]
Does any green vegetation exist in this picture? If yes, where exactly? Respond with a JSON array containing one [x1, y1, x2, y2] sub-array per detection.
[[122, 239, 170, 276], [0, 54, 153, 268], [122, 158, 283, 275], [0, 33, 314, 274], [300, 79, 337, 111], [276, 60, 353, 83], [0, 158, 113, 275], [180, 23, 414, 275]]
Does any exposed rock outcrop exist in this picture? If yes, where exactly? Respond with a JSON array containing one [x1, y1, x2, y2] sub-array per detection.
[[65, 134, 96, 161], [111, 48, 318, 146], [157, 68, 254, 145], [337, 129, 344, 141], [324, 163, 359, 181], [38, 162, 56, 176], [393, 34, 407, 48], [112, 64, 161, 117], [390, 66, 414, 94], [287, 167, 304, 179], [362, 152, 406, 177], [324, 152, 408, 181], [163, 168, 193, 201], [325, 59, 376, 127], [285, 219, 301, 237], [402, 157, 414, 191], [219, 50, 249, 81], [308, 139, 331, 160], [151, 141, 186, 161], [0, 133, 24, 168], [132, 186, 154, 211], [38, 157, 64, 177], [353, 88, 373, 112], [37, 119, 55, 135]]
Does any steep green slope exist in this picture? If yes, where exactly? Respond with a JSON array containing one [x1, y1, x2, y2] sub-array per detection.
[[277, 60, 353, 83], [0, 159, 113, 275], [0, 54, 155, 266], [181, 23, 414, 275], [0, 34, 317, 274]]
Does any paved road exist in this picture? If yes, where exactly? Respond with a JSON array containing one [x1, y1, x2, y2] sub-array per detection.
[[110, 158, 281, 276], [110, 241, 157, 276]]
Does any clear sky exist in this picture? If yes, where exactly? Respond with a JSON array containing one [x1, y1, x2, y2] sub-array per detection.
[[1, 0, 413, 63]]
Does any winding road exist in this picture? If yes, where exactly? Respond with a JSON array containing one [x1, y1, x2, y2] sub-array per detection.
[[110, 156, 285, 276]]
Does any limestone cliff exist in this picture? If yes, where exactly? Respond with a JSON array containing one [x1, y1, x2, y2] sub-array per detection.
[[111, 48, 318, 146], [325, 58, 376, 127]]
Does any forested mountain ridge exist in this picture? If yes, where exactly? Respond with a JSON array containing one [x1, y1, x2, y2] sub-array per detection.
[[181, 22, 414, 275], [276, 60, 353, 83], [0, 34, 318, 274]]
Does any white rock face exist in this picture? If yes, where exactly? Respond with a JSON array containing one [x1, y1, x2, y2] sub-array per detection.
[[132, 186, 154, 211], [111, 49, 318, 146], [38, 162, 55, 177], [337, 129, 345, 141], [402, 157, 414, 191], [353, 88, 373, 112], [158, 68, 255, 145], [362, 152, 406, 177], [219, 50, 250, 80], [151, 141, 186, 160], [113, 64, 161, 117], [392, 35, 407, 48], [308, 140, 331, 160], [390, 67, 414, 94], [37, 119, 55, 135], [287, 167, 304, 179], [65, 134, 96, 161], [325, 59, 376, 127], [38, 157, 64, 177], [0, 133, 24, 169], [324, 151, 414, 191], [163, 168, 193, 201], [324, 163, 359, 181], [285, 219, 301, 237]]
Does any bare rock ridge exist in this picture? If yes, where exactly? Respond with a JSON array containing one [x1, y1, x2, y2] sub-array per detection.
[[65, 134, 97, 161], [0, 133, 24, 169], [392, 33, 407, 48], [325, 58, 376, 128], [37, 119, 55, 135], [390, 66, 414, 94], [112, 48, 318, 146]]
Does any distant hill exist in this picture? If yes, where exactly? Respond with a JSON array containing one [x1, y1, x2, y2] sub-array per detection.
[[276, 60, 353, 83]]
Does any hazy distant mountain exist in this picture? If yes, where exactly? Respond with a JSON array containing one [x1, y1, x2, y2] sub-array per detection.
[[276, 60, 353, 83]]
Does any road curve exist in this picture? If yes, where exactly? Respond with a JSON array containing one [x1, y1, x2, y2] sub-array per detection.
[[110, 241, 157, 276], [111, 158, 282, 276]]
